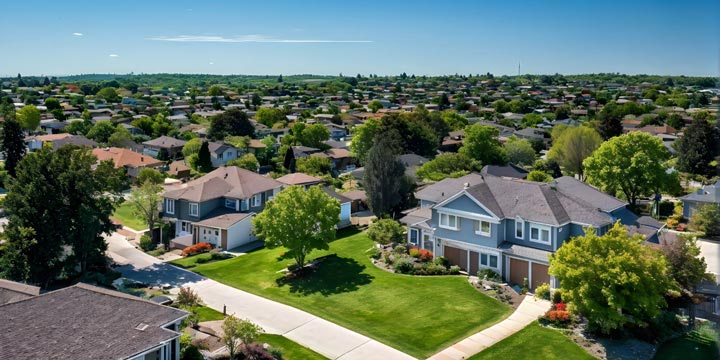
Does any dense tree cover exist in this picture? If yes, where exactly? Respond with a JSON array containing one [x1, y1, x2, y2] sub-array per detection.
[[596, 101, 644, 139], [416, 153, 481, 181], [349, 119, 379, 165], [503, 136, 536, 166], [690, 204, 720, 237], [368, 100, 383, 113], [547, 126, 603, 180], [182, 138, 203, 158], [662, 235, 712, 308], [136, 167, 164, 185], [107, 124, 133, 147], [252, 185, 339, 269], [583, 132, 676, 209], [130, 114, 175, 138], [549, 223, 674, 334], [95, 87, 120, 102], [127, 181, 163, 241], [459, 124, 507, 166], [66, 118, 93, 135], [86, 120, 116, 144], [208, 109, 254, 140], [298, 123, 330, 149], [1, 118, 27, 177], [254, 107, 287, 127], [207, 85, 223, 96], [16, 105, 40, 131], [0, 146, 125, 287], [364, 131, 413, 217], [366, 219, 405, 245], [296, 156, 332, 176], [350, 111, 439, 162], [44, 97, 61, 111], [674, 112, 720, 177], [227, 153, 259, 172]]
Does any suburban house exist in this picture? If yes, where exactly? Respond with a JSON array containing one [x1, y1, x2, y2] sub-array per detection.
[[0, 279, 40, 305], [681, 180, 720, 218], [0, 282, 187, 360], [208, 142, 240, 168], [162, 166, 283, 250], [143, 136, 187, 159], [93, 147, 166, 179], [26, 133, 98, 151], [480, 164, 529, 179], [275, 172, 352, 228], [401, 173, 662, 290]]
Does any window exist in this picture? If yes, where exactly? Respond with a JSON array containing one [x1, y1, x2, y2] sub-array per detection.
[[439, 213, 458, 230], [409, 229, 418, 245], [529, 224, 551, 245], [489, 255, 498, 268], [515, 218, 524, 239], [225, 198, 236, 209], [479, 253, 499, 269], [189, 202, 199, 217], [252, 194, 262, 207], [165, 199, 174, 214], [480, 253, 488, 266], [241, 199, 249, 211], [474, 220, 491, 236]]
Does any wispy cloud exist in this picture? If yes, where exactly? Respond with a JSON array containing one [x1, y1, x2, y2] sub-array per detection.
[[109, 54, 119, 57], [146, 35, 373, 43], [72, 32, 83, 36]]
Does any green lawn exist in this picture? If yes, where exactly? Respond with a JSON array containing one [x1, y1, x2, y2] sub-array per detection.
[[190, 229, 512, 358], [195, 305, 226, 322], [654, 329, 719, 360], [170, 253, 214, 268], [112, 202, 146, 231], [468, 321, 594, 360], [258, 334, 328, 360]]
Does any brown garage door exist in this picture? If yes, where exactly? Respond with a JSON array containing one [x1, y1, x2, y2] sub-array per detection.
[[509, 258, 529, 286], [531, 263, 550, 290], [444, 245, 468, 271], [469, 251, 479, 276]]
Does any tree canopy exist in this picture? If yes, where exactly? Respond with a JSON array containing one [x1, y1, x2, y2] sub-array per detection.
[[364, 131, 412, 217], [547, 126, 602, 180], [459, 123, 507, 166], [254, 107, 286, 127], [503, 136, 536, 166], [226, 153, 259, 172], [674, 113, 720, 177], [208, 109, 254, 140], [16, 105, 40, 131], [416, 153, 480, 181], [1, 118, 27, 177], [127, 181, 163, 241], [690, 204, 720, 237], [252, 185, 340, 268]]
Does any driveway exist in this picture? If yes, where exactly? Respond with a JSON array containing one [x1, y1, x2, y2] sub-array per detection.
[[105, 232, 415, 360], [698, 238, 720, 276]]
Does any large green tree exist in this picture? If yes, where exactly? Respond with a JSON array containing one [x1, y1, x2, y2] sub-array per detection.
[[127, 181, 163, 241], [583, 132, 675, 209], [674, 113, 720, 177], [299, 123, 330, 149], [596, 101, 624, 140], [226, 153, 259, 172], [547, 126, 603, 180], [364, 131, 410, 217], [0, 146, 124, 287], [549, 223, 674, 334], [690, 204, 720, 237], [16, 105, 41, 131], [459, 123, 507, 166], [208, 109, 254, 140], [254, 107, 286, 127], [503, 136, 536, 166], [416, 153, 480, 181], [197, 141, 213, 172], [349, 118, 379, 165], [252, 185, 340, 268], [86, 120, 116, 144], [1, 118, 27, 177]]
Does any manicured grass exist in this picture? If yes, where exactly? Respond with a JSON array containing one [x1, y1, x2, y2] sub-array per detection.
[[190, 229, 512, 358], [654, 329, 719, 360], [258, 334, 328, 360], [170, 253, 214, 268], [468, 321, 594, 360], [195, 305, 225, 322], [112, 202, 146, 231]]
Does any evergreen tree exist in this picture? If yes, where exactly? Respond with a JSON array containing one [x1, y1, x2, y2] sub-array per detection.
[[197, 141, 213, 172], [1, 118, 27, 177], [364, 130, 407, 217], [674, 114, 720, 176], [596, 101, 624, 140]]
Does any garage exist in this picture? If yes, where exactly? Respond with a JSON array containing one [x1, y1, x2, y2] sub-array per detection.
[[444, 245, 468, 271], [469, 251, 479, 276], [509, 257, 529, 286], [531, 263, 550, 290]]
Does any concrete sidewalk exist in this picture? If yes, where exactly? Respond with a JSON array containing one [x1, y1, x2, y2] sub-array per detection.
[[428, 295, 551, 360]]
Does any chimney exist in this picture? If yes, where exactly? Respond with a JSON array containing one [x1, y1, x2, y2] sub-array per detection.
[[140, 157, 143, 162]]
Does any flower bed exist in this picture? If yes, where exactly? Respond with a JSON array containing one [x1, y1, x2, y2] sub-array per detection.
[[182, 242, 212, 257], [371, 244, 461, 276]]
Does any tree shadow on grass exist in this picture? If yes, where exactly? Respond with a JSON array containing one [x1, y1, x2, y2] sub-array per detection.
[[276, 254, 373, 296]]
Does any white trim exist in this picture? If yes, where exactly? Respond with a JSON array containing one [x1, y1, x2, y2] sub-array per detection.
[[409, 228, 419, 245], [252, 193, 262, 207], [189, 202, 199, 217], [515, 216, 524, 240], [432, 190, 501, 220], [439, 213, 459, 230], [224, 198, 236, 209], [529, 223, 551, 245], [474, 219, 492, 237], [437, 208, 500, 224], [164, 198, 175, 214]]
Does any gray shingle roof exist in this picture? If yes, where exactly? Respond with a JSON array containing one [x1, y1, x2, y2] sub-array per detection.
[[164, 166, 282, 202], [682, 181, 720, 204], [0, 283, 187, 360], [415, 173, 485, 203]]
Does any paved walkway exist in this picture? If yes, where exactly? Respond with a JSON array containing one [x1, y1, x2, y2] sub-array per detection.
[[428, 296, 552, 360], [106, 233, 415, 360]]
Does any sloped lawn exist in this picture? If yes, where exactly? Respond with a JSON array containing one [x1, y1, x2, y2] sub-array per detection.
[[468, 321, 594, 360], [112, 202, 146, 231], [190, 229, 512, 358]]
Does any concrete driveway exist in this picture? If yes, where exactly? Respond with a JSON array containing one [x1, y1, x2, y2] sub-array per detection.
[[698, 239, 720, 276]]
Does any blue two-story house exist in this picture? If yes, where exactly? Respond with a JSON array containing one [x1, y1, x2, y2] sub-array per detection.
[[401, 172, 662, 290]]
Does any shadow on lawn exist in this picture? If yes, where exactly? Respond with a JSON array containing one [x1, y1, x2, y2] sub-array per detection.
[[276, 254, 373, 296]]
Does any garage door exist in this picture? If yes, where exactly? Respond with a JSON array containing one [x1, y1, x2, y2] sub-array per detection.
[[444, 245, 468, 271], [469, 251, 479, 276], [509, 258, 529, 286], [531, 263, 550, 290]]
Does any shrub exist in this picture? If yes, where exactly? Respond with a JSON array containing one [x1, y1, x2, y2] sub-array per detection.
[[394, 257, 415, 274], [658, 200, 675, 217], [367, 247, 382, 260], [409, 247, 420, 258], [690, 204, 720, 236], [176, 287, 201, 307], [448, 265, 461, 275], [211, 251, 233, 261], [544, 310, 571, 325], [383, 252, 393, 265], [478, 269, 502, 282], [180, 333, 204, 360], [552, 289, 564, 304], [414, 263, 449, 276], [521, 277, 529, 294], [182, 242, 212, 257], [535, 283, 551, 300], [418, 249, 434, 262], [139, 235, 156, 252], [196, 256, 210, 264], [393, 245, 407, 255], [555, 302, 567, 312], [366, 218, 405, 245], [240, 343, 276, 360], [434, 256, 450, 267]]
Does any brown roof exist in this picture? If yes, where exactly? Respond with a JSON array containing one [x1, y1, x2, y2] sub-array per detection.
[[194, 212, 252, 229], [0, 279, 40, 306], [325, 148, 352, 159], [0, 283, 187, 360], [93, 147, 165, 168], [34, 133, 72, 142], [275, 172, 323, 186], [142, 135, 187, 149], [342, 189, 367, 201], [163, 166, 282, 202], [248, 139, 267, 149]]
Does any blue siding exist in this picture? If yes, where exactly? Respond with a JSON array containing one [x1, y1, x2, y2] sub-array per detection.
[[555, 224, 571, 250], [504, 219, 554, 252], [569, 224, 585, 238], [441, 194, 492, 217], [420, 200, 436, 208], [431, 211, 501, 248]]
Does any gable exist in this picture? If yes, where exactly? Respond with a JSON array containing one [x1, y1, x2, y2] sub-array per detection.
[[438, 193, 493, 218]]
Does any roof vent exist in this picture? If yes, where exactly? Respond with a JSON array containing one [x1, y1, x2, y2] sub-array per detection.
[[134, 323, 149, 331], [463, 182, 469, 189], [224, 173, 228, 179]]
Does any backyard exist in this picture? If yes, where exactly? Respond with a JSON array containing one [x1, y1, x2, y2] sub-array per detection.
[[112, 202, 146, 231], [468, 321, 594, 360], [189, 229, 513, 358]]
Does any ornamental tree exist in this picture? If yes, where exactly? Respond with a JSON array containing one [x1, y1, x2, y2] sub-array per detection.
[[252, 185, 340, 269], [546, 126, 602, 181]]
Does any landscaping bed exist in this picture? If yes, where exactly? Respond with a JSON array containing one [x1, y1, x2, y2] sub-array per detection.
[[170, 250, 234, 269], [189, 229, 513, 358]]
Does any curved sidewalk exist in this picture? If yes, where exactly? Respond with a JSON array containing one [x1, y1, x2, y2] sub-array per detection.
[[428, 295, 551, 360]]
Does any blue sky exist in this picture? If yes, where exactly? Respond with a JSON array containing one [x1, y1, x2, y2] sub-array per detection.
[[1, 0, 718, 76]]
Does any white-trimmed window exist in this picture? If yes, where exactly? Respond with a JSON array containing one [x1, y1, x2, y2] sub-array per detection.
[[480, 253, 499, 269], [165, 199, 175, 214], [474, 220, 491, 236], [189, 202, 199, 217], [241, 199, 249, 211], [252, 194, 262, 207], [515, 217, 524, 239], [225, 198, 236, 209], [409, 229, 419, 245], [530, 223, 551, 245], [439, 213, 458, 230]]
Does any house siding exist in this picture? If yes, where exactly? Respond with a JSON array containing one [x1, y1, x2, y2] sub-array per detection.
[[431, 211, 501, 249], [441, 194, 493, 217]]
